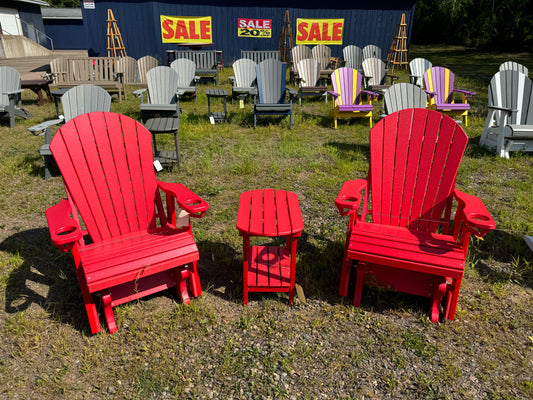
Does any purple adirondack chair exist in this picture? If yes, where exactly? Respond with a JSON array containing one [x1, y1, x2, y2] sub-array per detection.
[[328, 67, 378, 129], [423, 66, 476, 126]]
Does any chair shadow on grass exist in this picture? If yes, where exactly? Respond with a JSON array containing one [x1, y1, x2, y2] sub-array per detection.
[[1, 228, 93, 334]]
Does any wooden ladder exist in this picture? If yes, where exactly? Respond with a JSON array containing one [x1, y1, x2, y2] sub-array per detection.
[[278, 10, 293, 63], [386, 13, 408, 72], [107, 9, 126, 58]]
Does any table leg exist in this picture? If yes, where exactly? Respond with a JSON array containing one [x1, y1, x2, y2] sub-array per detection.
[[243, 235, 250, 305], [288, 236, 297, 305]]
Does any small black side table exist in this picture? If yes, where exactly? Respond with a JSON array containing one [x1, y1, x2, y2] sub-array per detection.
[[205, 89, 228, 122], [144, 117, 180, 167]]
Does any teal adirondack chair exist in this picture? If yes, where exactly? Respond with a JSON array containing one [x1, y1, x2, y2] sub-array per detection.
[[252, 59, 297, 129]]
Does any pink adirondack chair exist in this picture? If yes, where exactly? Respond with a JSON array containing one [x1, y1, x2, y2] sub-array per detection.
[[45, 112, 209, 334], [328, 67, 378, 129], [423, 66, 476, 126], [335, 109, 495, 322]]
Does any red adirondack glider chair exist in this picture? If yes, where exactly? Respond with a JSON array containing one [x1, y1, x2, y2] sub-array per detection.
[[45, 112, 209, 334], [335, 109, 495, 322]]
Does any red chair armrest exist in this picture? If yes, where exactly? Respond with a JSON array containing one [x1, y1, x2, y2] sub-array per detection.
[[335, 179, 367, 216], [45, 199, 83, 252], [158, 181, 209, 218], [454, 189, 496, 235]]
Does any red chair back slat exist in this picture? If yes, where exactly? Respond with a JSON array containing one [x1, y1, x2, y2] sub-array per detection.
[[368, 109, 468, 232], [50, 112, 163, 243]]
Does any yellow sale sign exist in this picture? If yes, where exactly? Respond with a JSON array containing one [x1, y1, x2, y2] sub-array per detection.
[[160, 15, 212, 43], [296, 18, 344, 45]]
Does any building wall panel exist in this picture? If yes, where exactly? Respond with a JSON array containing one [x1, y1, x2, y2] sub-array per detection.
[[81, 0, 415, 65]]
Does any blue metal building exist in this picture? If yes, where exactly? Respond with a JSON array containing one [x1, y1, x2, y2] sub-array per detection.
[[1, 0, 49, 48], [81, 0, 416, 64], [41, 7, 89, 50]]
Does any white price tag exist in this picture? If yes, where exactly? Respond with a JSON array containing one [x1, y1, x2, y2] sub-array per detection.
[[153, 160, 163, 171], [209, 115, 215, 124]]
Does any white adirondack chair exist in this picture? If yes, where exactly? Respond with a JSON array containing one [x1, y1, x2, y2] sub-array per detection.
[[409, 58, 432, 87], [363, 44, 382, 60], [480, 70, 533, 158], [362, 57, 398, 93], [290, 45, 312, 82], [296, 58, 327, 105], [137, 55, 159, 84], [312, 44, 332, 72], [343, 45, 363, 72], [499, 61, 528, 76], [229, 58, 256, 106], [170, 58, 199, 103]]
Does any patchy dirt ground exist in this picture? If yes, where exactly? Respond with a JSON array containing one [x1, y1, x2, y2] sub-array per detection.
[[1, 219, 532, 399]]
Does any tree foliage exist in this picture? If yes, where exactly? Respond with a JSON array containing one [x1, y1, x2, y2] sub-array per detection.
[[46, 0, 80, 8], [413, 0, 533, 51]]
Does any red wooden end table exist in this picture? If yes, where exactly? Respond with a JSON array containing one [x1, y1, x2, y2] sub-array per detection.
[[236, 189, 304, 305]]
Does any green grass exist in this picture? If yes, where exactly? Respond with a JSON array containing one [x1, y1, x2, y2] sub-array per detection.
[[0, 45, 532, 399]]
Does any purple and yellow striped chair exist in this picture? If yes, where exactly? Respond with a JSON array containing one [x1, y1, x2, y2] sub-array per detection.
[[423, 66, 476, 126], [328, 67, 378, 129]]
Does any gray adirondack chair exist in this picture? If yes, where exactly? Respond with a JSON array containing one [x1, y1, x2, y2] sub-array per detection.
[[382, 83, 427, 117], [362, 57, 399, 93], [252, 59, 297, 129], [480, 70, 533, 158], [296, 58, 327, 105], [0, 66, 32, 128], [290, 45, 312, 83], [363, 44, 382, 60], [133, 66, 180, 123], [116, 56, 138, 84], [137, 55, 159, 84], [343, 45, 363, 72], [312, 44, 332, 72], [170, 58, 199, 103], [499, 61, 528, 76], [27, 84, 111, 179], [229, 58, 256, 105], [409, 57, 432, 87]]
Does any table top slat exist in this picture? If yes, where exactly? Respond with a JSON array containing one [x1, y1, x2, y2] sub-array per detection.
[[275, 191, 292, 236], [263, 189, 277, 236], [249, 190, 265, 235], [286, 191, 304, 233], [236, 191, 252, 233]]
